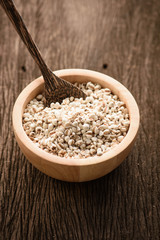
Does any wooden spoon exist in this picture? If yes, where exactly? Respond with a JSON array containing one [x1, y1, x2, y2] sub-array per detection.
[[0, 0, 86, 105]]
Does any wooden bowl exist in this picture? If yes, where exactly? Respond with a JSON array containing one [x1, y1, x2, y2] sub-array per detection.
[[12, 69, 140, 182]]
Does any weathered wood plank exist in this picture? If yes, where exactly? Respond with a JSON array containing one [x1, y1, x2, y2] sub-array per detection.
[[0, 0, 160, 239]]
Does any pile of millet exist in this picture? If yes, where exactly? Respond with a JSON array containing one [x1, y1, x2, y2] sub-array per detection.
[[22, 82, 130, 158]]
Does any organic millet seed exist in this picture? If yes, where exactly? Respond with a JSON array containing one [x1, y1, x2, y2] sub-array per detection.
[[22, 82, 130, 158]]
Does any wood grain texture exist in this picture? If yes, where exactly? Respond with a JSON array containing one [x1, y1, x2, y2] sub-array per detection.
[[0, 0, 160, 239]]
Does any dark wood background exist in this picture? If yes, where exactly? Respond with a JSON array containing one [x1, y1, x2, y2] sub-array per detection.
[[0, 0, 160, 239]]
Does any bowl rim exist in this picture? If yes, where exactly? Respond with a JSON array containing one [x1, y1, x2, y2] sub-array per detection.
[[12, 68, 140, 166]]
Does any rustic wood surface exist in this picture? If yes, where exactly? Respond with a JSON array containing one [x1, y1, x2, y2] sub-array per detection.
[[0, 0, 160, 239]]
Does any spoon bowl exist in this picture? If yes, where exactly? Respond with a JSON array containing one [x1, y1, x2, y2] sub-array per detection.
[[0, 0, 86, 105], [12, 69, 140, 182]]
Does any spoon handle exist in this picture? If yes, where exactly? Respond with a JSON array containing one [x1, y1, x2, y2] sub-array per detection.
[[0, 0, 52, 77]]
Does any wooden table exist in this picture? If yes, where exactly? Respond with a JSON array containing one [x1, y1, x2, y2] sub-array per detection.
[[0, 0, 159, 239]]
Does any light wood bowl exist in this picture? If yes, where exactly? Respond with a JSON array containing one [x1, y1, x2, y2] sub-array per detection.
[[12, 69, 140, 182]]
